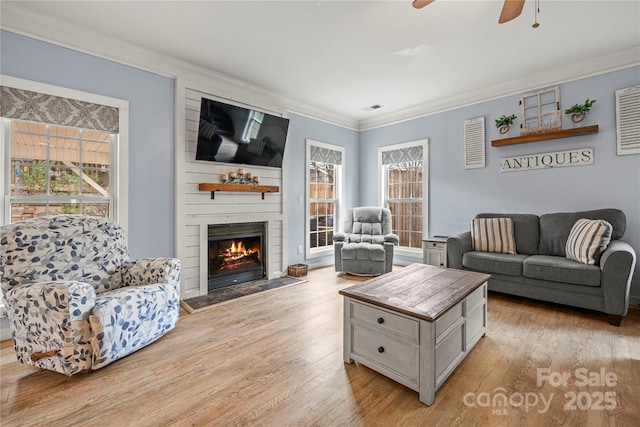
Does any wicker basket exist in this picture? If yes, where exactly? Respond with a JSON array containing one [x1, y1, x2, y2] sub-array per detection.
[[288, 263, 308, 277]]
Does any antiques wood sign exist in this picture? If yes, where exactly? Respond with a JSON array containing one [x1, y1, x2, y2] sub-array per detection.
[[500, 148, 593, 172]]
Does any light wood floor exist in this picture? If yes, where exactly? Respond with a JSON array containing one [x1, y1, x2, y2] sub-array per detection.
[[1, 266, 639, 426]]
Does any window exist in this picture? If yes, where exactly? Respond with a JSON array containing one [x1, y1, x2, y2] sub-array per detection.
[[306, 140, 344, 258], [379, 139, 428, 254], [5, 120, 114, 222], [0, 76, 128, 227]]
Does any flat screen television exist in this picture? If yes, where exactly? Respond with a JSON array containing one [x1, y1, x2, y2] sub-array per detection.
[[195, 97, 290, 168]]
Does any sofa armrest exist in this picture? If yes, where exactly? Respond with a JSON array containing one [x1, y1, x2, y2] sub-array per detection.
[[384, 241, 396, 272], [120, 258, 181, 291], [334, 241, 344, 272], [447, 231, 473, 269], [600, 240, 636, 316], [4, 281, 96, 375], [384, 234, 399, 245], [333, 232, 348, 243]]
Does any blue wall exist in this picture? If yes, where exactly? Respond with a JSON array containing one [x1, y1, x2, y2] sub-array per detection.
[[361, 67, 640, 296], [3, 30, 638, 298], [1, 30, 175, 259], [285, 113, 360, 266]]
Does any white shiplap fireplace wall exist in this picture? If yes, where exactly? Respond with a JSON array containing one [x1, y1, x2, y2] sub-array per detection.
[[177, 84, 286, 299]]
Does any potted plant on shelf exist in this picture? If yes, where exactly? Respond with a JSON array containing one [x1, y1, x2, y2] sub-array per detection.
[[564, 98, 596, 125], [495, 114, 517, 137]]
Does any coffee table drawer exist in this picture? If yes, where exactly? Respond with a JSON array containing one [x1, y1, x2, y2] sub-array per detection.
[[466, 301, 486, 347], [465, 283, 486, 313], [435, 302, 463, 339], [350, 300, 419, 342], [351, 325, 419, 382]]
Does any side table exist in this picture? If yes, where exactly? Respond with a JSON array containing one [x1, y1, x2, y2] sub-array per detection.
[[422, 237, 448, 268]]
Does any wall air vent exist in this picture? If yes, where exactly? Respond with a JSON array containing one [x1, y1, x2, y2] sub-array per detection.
[[362, 104, 383, 111], [616, 85, 640, 156], [464, 117, 486, 169]]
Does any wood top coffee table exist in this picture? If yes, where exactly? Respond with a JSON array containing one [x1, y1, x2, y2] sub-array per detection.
[[339, 263, 490, 405]]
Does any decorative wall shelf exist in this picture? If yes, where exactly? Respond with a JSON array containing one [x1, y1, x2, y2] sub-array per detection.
[[199, 183, 280, 200], [491, 125, 599, 147]]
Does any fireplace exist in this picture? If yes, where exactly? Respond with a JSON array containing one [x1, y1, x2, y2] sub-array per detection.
[[207, 222, 266, 292]]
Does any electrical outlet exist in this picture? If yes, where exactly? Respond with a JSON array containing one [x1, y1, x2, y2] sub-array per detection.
[[297, 195, 303, 204], [297, 245, 303, 254]]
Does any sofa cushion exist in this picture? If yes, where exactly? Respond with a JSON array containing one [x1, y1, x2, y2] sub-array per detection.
[[471, 217, 516, 254], [523, 255, 601, 287], [463, 251, 529, 276], [341, 242, 386, 261], [538, 208, 626, 257], [475, 213, 540, 255], [566, 219, 613, 265]]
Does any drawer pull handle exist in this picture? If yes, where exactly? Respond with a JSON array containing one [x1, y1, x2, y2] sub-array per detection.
[[378, 346, 385, 353], [377, 317, 384, 324]]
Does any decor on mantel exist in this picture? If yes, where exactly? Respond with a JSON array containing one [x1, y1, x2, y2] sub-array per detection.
[[564, 98, 596, 126], [495, 114, 518, 137], [220, 167, 259, 185]]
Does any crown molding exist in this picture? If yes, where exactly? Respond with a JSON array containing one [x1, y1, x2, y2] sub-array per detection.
[[2, 4, 637, 133], [359, 47, 640, 130], [0, 4, 359, 131]]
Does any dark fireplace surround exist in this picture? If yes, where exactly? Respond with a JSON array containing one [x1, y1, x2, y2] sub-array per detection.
[[207, 222, 266, 292]]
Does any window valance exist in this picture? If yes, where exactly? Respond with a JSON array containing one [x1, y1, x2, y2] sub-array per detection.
[[382, 145, 423, 165], [310, 145, 342, 165], [1, 86, 119, 132]]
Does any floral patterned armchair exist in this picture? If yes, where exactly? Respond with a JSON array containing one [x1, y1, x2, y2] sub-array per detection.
[[0, 215, 181, 376]]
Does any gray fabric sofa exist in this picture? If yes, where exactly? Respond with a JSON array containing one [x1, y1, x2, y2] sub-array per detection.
[[447, 209, 636, 325], [333, 207, 399, 275]]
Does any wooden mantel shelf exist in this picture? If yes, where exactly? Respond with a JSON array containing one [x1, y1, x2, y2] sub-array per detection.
[[199, 183, 280, 200], [491, 125, 599, 147]]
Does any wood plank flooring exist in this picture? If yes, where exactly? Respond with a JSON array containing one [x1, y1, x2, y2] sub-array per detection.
[[1, 266, 639, 426]]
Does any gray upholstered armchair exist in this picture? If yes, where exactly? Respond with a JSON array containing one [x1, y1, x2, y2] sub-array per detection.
[[333, 207, 399, 275]]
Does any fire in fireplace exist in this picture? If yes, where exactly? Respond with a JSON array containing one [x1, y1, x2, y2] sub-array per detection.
[[214, 239, 261, 272], [207, 222, 266, 291]]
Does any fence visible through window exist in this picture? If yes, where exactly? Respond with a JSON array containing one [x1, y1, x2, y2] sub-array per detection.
[[386, 160, 423, 249], [309, 161, 335, 249]]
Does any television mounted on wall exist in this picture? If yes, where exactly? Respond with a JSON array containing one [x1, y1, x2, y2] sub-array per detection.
[[195, 97, 290, 168]]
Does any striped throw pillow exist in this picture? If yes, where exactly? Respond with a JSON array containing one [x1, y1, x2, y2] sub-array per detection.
[[566, 219, 613, 265], [471, 218, 516, 254]]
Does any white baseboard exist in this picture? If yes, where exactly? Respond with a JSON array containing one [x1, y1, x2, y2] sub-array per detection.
[[306, 258, 335, 270]]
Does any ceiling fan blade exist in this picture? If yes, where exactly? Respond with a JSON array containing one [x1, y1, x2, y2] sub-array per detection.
[[498, 0, 525, 23], [412, 0, 436, 9]]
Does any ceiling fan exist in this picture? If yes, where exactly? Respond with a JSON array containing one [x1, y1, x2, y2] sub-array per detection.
[[412, 0, 526, 24]]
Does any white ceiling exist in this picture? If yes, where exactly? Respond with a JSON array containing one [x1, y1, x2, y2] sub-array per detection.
[[2, 1, 640, 126]]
